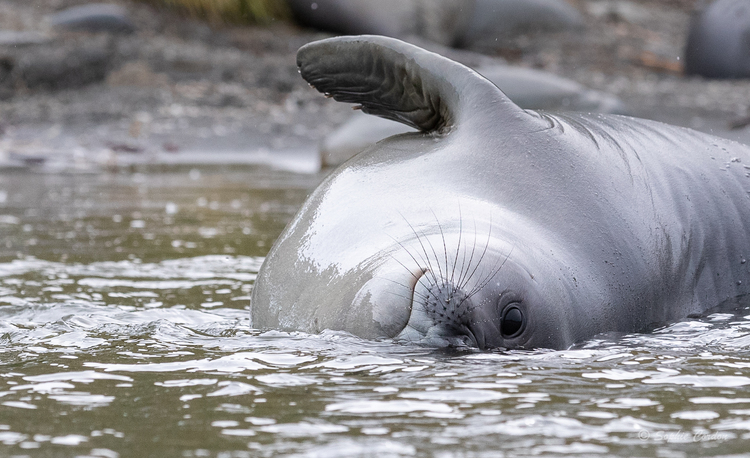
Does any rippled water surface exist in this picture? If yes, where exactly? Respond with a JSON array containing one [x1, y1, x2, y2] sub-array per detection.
[[2, 169, 750, 458]]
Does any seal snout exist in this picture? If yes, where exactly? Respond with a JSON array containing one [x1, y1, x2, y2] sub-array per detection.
[[400, 271, 483, 348], [415, 275, 472, 328]]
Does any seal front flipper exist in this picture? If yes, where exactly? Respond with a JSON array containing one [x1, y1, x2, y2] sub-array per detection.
[[297, 35, 536, 133]]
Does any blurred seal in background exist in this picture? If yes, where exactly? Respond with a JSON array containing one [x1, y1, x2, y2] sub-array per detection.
[[684, 0, 750, 78], [286, 0, 474, 46], [286, 0, 584, 48]]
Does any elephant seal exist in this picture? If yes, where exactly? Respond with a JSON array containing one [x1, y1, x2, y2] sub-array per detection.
[[684, 0, 750, 78], [251, 35, 750, 350]]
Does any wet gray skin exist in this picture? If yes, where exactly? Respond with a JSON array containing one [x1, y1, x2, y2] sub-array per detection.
[[251, 35, 750, 350]]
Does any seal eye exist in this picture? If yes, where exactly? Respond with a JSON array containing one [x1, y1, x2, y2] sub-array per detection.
[[501, 305, 524, 338]]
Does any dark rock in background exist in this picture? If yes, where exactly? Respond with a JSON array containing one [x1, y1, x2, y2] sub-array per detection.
[[684, 0, 750, 78], [16, 37, 115, 90], [0, 57, 11, 79], [49, 3, 136, 34], [0, 3, 134, 94]]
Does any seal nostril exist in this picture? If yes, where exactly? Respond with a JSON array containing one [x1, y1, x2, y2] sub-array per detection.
[[462, 324, 483, 349]]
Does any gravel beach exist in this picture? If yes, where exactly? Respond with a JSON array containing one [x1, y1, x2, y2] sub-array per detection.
[[0, 0, 748, 172]]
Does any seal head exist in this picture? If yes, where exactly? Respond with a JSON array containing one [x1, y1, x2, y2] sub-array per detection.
[[253, 35, 580, 349]]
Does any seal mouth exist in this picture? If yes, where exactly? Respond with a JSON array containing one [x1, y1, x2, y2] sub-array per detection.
[[445, 324, 481, 349], [463, 323, 485, 350]]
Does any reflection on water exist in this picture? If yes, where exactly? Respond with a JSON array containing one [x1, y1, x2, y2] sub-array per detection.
[[2, 169, 750, 457], [0, 167, 321, 264]]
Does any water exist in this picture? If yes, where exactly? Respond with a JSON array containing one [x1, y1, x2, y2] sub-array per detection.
[[2, 168, 750, 458]]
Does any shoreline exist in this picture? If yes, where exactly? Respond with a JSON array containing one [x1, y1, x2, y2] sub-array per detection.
[[0, 0, 748, 172]]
